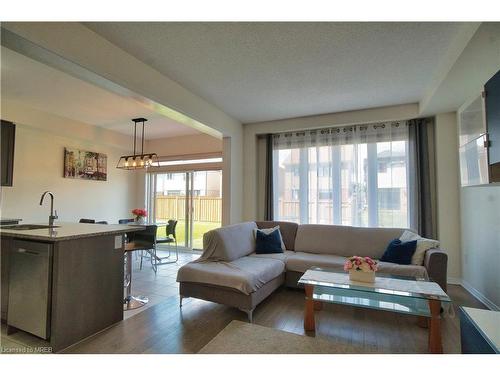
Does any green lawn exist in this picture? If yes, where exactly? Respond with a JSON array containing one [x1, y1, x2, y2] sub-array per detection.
[[156, 220, 220, 250]]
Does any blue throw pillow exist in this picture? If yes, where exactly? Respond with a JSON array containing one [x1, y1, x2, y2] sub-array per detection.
[[380, 239, 417, 265], [255, 229, 284, 254]]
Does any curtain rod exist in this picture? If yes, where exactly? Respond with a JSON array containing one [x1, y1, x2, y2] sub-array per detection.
[[256, 121, 405, 139], [255, 116, 433, 139]]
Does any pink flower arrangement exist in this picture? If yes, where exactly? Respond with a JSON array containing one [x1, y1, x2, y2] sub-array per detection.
[[344, 256, 378, 273], [131, 208, 147, 219]]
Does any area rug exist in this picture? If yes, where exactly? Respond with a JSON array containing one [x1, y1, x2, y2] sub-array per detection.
[[198, 320, 366, 354]]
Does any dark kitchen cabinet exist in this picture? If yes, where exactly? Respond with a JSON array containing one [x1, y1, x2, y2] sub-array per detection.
[[485, 70, 500, 182], [1, 120, 16, 186]]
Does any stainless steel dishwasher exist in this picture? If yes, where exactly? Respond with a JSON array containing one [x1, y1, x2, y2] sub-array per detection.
[[7, 240, 52, 339]]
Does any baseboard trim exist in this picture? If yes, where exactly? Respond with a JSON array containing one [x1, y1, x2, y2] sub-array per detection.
[[447, 277, 462, 285], [460, 279, 500, 311]]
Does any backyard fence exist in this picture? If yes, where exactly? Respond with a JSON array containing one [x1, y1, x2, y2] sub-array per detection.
[[278, 199, 407, 227], [155, 196, 222, 223]]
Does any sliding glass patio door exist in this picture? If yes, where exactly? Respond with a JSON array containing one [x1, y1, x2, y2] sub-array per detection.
[[190, 170, 223, 249], [146, 170, 222, 251]]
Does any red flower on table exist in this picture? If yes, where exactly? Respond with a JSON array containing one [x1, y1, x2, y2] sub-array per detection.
[[132, 208, 147, 218]]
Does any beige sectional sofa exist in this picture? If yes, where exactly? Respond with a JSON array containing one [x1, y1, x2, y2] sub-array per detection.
[[177, 221, 447, 322]]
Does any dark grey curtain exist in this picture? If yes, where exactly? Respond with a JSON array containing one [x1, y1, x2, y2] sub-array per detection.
[[264, 134, 274, 220], [408, 117, 437, 239]]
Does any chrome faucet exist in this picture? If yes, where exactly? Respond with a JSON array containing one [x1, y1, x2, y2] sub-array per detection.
[[39, 191, 58, 227]]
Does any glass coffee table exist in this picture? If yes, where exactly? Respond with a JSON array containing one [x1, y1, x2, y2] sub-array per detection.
[[298, 267, 451, 354]]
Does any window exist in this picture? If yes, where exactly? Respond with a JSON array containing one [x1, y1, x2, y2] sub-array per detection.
[[378, 188, 401, 210], [158, 157, 222, 166], [318, 190, 332, 200], [166, 190, 181, 196], [317, 165, 330, 177], [273, 123, 411, 228]]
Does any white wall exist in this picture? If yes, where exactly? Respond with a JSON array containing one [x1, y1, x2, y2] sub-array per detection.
[[434, 113, 461, 280], [0, 101, 139, 224], [460, 185, 500, 309], [225, 133, 243, 224], [428, 23, 500, 308], [3, 22, 244, 225], [145, 133, 222, 157], [421, 23, 500, 115]]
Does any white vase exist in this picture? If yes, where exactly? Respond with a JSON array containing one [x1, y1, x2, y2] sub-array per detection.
[[349, 269, 375, 283], [136, 216, 146, 224]]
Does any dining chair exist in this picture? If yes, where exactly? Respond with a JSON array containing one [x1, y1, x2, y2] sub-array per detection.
[[130, 224, 158, 273], [118, 218, 135, 224], [79, 218, 95, 223], [155, 219, 179, 264], [120, 218, 138, 259]]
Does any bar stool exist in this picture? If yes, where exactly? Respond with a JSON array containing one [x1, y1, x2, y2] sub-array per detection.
[[123, 242, 149, 310], [120, 218, 137, 259], [123, 226, 157, 310]]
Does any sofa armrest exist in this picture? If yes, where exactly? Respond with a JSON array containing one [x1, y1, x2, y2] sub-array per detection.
[[424, 248, 448, 292]]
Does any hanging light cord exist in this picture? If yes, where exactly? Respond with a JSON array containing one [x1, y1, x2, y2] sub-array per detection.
[[133, 120, 137, 156], [141, 119, 145, 155], [117, 117, 155, 169]]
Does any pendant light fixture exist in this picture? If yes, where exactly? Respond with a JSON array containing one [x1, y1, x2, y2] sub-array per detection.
[[116, 118, 159, 170]]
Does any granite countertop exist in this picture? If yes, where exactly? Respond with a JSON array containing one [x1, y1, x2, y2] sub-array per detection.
[[0, 222, 145, 242]]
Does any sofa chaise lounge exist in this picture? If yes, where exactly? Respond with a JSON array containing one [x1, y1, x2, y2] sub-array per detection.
[[177, 221, 447, 322]]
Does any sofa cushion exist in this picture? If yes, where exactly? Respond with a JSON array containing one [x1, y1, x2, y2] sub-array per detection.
[[286, 252, 347, 273], [249, 250, 295, 262], [399, 230, 440, 266], [380, 239, 417, 265], [177, 256, 285, 295], [286, 252, 428, 279], [377, 261, 428, 279], [253, 226, 286, 250], [201, 222, 257, 261], [255, 227, 284, 254], [294, 224, 404, 259], [256, 221, 299, 250]]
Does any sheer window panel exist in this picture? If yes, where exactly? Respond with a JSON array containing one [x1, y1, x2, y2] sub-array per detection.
[[376, 141, 409, 228], [308, 146, 333, 224], [273, 122, 411, 228], [275, 148, 302, 223]]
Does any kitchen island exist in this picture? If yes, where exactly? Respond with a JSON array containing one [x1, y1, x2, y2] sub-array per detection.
[[0, 222, 144, 352]]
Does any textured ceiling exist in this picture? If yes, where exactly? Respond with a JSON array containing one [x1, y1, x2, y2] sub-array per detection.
[[1, 47, 201, 139], [85, 22, 467, 123]]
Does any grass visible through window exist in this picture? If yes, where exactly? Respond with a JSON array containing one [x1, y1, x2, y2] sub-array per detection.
[[155, 220, 220, 250]]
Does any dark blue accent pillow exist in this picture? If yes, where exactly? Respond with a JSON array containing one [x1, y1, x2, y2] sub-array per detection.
[[255, 229, 284, 254], [380, 239, 417, 265]]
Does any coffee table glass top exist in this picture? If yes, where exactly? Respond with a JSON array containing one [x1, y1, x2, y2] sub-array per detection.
[[299, 267, 451, 317]]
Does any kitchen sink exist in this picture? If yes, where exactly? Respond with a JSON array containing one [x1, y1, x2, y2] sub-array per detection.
[[5, 224, 60, 230]]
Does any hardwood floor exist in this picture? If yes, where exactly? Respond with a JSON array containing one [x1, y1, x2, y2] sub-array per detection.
[[63, 279, 486, 354], [1, 249, 487, 354], [1, 253, 485, 353], [123, 249, 200, 320], [0, 248, 198, 352]]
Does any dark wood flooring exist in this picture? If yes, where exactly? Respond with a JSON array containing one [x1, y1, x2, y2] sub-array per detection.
[[63, 284, 486, 354]]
